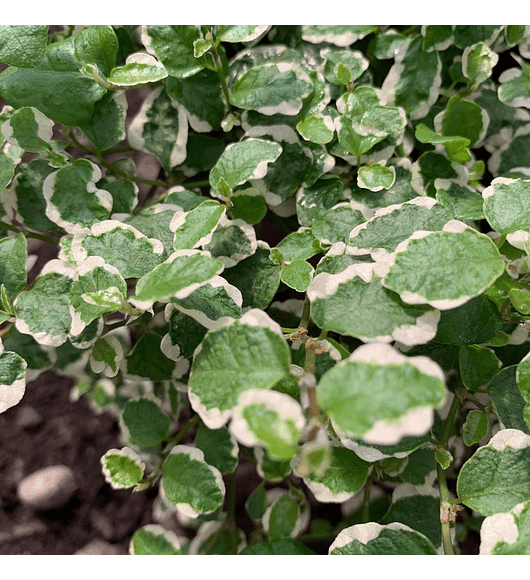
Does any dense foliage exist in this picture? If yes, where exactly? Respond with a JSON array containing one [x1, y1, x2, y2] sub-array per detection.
[[2, 24, 530, 555]]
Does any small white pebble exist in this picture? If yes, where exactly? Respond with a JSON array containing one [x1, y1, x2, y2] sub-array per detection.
[[17, 465, 77, 511]]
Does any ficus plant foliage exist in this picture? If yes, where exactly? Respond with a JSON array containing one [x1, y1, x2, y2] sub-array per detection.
[[3, 24, 530, 556]]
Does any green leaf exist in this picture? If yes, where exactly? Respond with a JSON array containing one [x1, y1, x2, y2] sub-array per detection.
[[435, 181, 485, 221], [171, 200, 225, 251], [125, 332, 176, 381], [161, 305, 208, 362], [90, 335, 123, 378], [0, 233, 27, 300], [459, 345, 501, 392], [0, 155, 15, 192], [308, 262, 440, 346], [245, 482, 268, 521], [218, 25, 270, 43], [43, 159, 113, 233], [322, 49, 369, 86], [421, 25, 453, 52], [382, 221, 505, 311], [302, 25, 378, 47], [223, 242, 281, 309], [142, 25, 208, 79], [230, 390, 305, 460], [79, 91, 127, 151], [498, 54, 530, 108], [275, 228, 319, 263], [166, 69, 225, 132], [329, 522, 437, 555], [0, 345, 27, 413], [348, 197, 452, 257], [280, 260, 314, 292], [264, 493, 303, 540], [435, 95, 489, 148], [296, 114, 335, 144], [130, 524, 182, 555], [14, 260, 75, 347], [194, 424, 238, 474], [188, 309, 291, 428], [357, 163, 396, 192], [209, 138, 282, 193], [457, 429, 530, 515], [132, 250, 224, 307], [0, 25, 48, 68], [122, 397, 171, 447], [317, 342, 446, 445], [128, 86, 188, 171], [162, 445, 225, 517], [100, 447, 145, 489], [415, 123, 471, 164], [230, 63, 313, 116], [72, 220, 164, 280], [311, 203, 366, 246], [2, 106, 53, 153], [453, 25, 501, 49], [483, 177, 530, 237], [480, 499, 530, 555], [463, 410, 489, 446], [230, 192, 267, 225], [489, 366, 530, 433], [516, 352, 530, 430], [107, 53, 167, 87], [294, 444, 370, 503], [239, 539, 316, 555], [381, 36, 441, 120], [462, 42, 499, 85]]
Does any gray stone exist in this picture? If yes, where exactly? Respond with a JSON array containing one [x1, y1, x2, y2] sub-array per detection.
[[17, 464, 77, 511], [74, 538, 127, 555], [16, 405, 43, 429]]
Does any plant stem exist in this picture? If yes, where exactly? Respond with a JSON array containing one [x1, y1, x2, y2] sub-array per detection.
[[300, 294, 311, 331], [165, 414, 200, 447], [362, 476, 373, 523], [440, 392, 461, 447], [0, 221, 60, 244], [210, 42, 231, 113], [99, 158, 168, 188]]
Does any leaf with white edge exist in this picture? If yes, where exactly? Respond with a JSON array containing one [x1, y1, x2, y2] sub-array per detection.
[[90, 335, 123, 378], [230, 63, 313, 116], [337, 431, 430, 463], [201, 217, 257, 268], [9, 159, 63, 233], [434, 95, 489, 148], [128, 86, 188, 171], [72, 220, 164, 280], [263, 492, 306, 540], [161, 304, 207, 363], [166, 69, 224, 133], [125, 332, 176, 382], [0, 25, 48, 68], [459, 345, 501, 392], [483, 177, 530, 236], [107, 53, 167, 88], [2, 327, 55, 382], [509, 288, 530, 315], [498, 54, 530, 108], [132, 250, 224, 308], [142, 25, 208, 79], [100, 447, 145, 490], [489, 366, 530, 434], [311, 203, 366, 246], [348, 197, 452, 257], [130, 524, 182, 555], [399, 448, 437, 487], [335, 115, 385, 157], [296, 114, 335, 144], [0, 155, 15, 192], [380, 484, 441, 548], [293, 444, 370, 503], [0, 343, 27, 414], [79, 91, 128, 152], [322, 49, 369, 86], [516, 352, 530, 430], [463, 409, 489, 446], [43, 159, 112, 234], [162, 445, 225, 518], [381, 36, 442, 121], [222, 242, 281, 309], [435, 181, 484, 221], [421, 25, 454, 52], [302, 25, 378, 47], [0, 233, 27, 300], [218, 25, 271, 43], [457, 429, 530, 515], [275, 228, 319, 263], [415, 123, 471, 164], [453, 25, 502, 49], [296, 175, 345, 227], [170, 275, 242, 329], [2, 106, 53, 153], [69, 257, 128, 332], [382, 221, 505, 311], [171, 200, 225, 251], [209, 138, 282, 193], [255, 447, 292, 482], [329, 522, 437, 555], [188, 309, 291, 429], [317, 342, 446, 445], [125, 206, 179, 260], [230, 192, 267, 225], [462, 43, 499, 85], [229, 389, 305, 461], [280, 260, 314, 293], [480, 499, 530, 555], [14, 260, 75, 347], [308, 263, 440, 346], [122, 396, 171, 447], [195, 423, 238, 474]]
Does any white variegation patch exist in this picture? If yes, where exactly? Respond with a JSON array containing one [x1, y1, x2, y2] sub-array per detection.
[[101, 447, 146, 490], [329, 522, 412, 553], [479, 503, 524, 555]]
